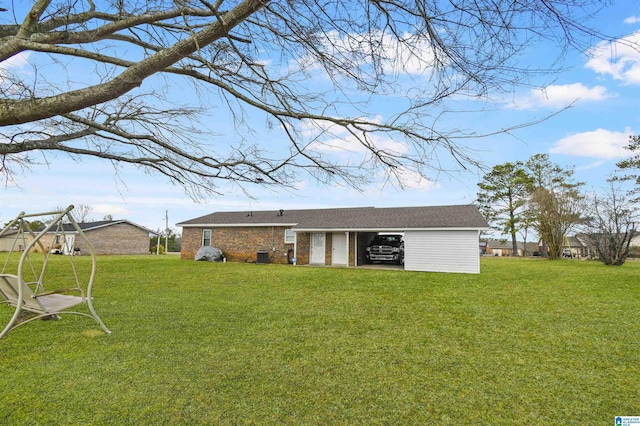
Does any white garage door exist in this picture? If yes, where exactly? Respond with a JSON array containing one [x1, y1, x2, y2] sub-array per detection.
[[404, 230, 480, 274]]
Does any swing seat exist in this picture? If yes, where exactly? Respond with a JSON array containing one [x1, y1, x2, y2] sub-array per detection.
[[0, 274, 84, 314], [0, 205, 112, 340]]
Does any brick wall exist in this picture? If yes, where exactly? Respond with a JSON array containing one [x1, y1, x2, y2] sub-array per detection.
[[181, 227, 202, 259], [181, 226, 295, 264], [295, 232, 310, 265], [83, 223, 151, 255], [181, 228, 366, 267], [0, 224, 149, 255]]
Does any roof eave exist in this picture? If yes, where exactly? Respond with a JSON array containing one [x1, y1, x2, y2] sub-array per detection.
[[178, 222, 299, 228], [293, 227, 489, 232]]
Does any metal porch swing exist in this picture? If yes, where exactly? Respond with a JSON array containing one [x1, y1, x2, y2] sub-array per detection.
[[0, 205, 111, 340]]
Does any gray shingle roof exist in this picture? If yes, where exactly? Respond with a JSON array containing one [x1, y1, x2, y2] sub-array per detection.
[[486, 240, 539, 251], [177, 204, 489, 230], [35, 220, 156, 234]]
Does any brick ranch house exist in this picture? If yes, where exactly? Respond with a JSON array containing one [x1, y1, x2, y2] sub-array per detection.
[[177, 204, 489, 274], [0, 220, 155, 256]]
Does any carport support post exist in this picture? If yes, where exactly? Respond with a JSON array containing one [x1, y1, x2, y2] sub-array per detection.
[[354, 232, 358, 267], [346, 231, 350, 268]]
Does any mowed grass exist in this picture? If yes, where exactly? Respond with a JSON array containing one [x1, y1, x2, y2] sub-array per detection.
[[0, 255, 638, 424]]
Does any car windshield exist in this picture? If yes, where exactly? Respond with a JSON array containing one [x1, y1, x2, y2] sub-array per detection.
[[374, 236, 401, 243]]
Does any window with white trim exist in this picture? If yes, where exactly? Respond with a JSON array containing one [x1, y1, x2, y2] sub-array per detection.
[[202, 229, 212, 246], [284, 229, 295, 244]]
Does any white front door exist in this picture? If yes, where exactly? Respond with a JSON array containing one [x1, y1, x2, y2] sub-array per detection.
[[310, 233, 326, 264], [62, 235, 75, 255], [332, 232, 348, 265]]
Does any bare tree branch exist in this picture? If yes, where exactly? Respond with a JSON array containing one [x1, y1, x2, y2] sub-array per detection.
[[0, 0, 637, 198]]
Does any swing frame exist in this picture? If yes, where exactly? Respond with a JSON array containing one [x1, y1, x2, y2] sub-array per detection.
[[0, 205, 111, 340]]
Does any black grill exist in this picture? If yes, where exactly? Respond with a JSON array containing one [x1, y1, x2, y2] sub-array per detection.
[[370, 246, 394, 255]]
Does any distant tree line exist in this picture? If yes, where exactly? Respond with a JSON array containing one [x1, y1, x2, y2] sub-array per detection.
[[150, 229, 181, 254], [477, 139, 640, 266]]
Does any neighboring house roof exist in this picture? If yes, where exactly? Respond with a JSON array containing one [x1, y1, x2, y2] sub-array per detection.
[[177, 204, 489, 231], [575, 232, 640, 248], [30, 220, 157, 235], [486, 240, 512, 250], [486, 240, 539, 252], [574, 233, 591, 247], [564, 235, 585, 248], [521, 242, 540, 253]]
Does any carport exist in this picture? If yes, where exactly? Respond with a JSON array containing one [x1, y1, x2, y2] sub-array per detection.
[[353, 228, 484, 273], [292, 205, 489, 274]]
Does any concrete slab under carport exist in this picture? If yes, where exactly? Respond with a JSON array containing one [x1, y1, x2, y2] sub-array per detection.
[[295, 263, 403, 271], [355, 263, 404, 271]]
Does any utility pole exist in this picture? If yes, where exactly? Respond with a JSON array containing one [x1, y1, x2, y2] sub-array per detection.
[[165, 210, 169, 253]]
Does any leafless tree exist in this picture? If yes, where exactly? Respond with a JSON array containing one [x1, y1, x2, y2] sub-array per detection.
[[47, 203, 93, 223], [582, 180, 639, 266], [0, 1, 635, 198], [73, 204, 94, 223]]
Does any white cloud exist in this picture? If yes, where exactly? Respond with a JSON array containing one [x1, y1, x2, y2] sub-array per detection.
[[292, 180, 307, 191], [301, 116, 409, 156], [511, 83, 611, 109], [316, 132, 409, 156], [289, 118, 442, 192], [93, 204, 130, 220], [624, 16, 640, 24], [585, 31, 640, 85], [575, 160, 605, 171], [0, 52, 31, 89], [549, 128, 631, 159], [0, 52, 30, 71], [382, 32, 437, 75], [298, 30, 436, 77], [391, 168, 441, 191]]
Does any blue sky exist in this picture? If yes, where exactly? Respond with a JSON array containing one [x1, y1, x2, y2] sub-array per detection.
[[2, 2, 640, 235]]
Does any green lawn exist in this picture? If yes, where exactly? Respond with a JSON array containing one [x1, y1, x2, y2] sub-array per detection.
[[1, 255, 638, 425]]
